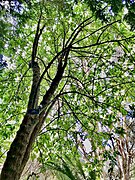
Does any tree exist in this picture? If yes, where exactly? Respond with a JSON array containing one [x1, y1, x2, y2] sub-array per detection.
[[0, 1, 135, 179]]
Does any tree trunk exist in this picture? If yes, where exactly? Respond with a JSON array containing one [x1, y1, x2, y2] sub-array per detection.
[[0, 113, 42, 180], [0, 9, 70, 177]]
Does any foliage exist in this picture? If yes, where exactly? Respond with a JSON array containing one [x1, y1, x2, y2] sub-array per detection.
[[42, 155, 98, 180], [0, 0, 135, 179], [83, 0, 135, 30]]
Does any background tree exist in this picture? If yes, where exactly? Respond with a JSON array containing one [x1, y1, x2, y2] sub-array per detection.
[[0, 0, 135, 179]]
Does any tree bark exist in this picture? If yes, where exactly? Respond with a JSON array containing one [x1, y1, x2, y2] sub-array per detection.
[[0, 114, 41, 180]]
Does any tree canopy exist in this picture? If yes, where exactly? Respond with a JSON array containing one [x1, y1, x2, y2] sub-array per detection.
[[0, 0, 135, 180]]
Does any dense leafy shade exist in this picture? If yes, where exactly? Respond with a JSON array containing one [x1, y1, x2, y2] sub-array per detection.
[[83, 0, 135, 29], [0, 0, 135, 179]]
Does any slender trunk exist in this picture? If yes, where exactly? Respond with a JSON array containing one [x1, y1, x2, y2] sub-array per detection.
[[123, 163, 130, 180]]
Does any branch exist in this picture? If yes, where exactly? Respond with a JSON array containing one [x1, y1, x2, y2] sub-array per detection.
[[27, 62, 40, 109], [31, 12, 45, 62], [27, 12, 46, 109], [71, 35, 135, 49], [73, 20, 120, 45], [56, 91, 94, 100], [95, 80, 135, 97], [63, 97, 89, 131], [65, 16, 93, 47]]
